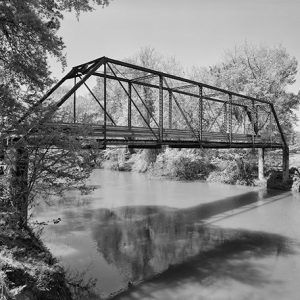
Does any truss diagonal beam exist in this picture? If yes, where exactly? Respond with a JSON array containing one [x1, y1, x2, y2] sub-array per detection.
[[16, 58, 106, 143], [107, 63, 159, 140], [109, 64, 160, 128], [207, 103, 225, 132], [93, 72, 248, 110], [17, 69, 74, 125], [163, 78, 199, 142], [79, 76, 116, 126], [104, 57, 271, 105]]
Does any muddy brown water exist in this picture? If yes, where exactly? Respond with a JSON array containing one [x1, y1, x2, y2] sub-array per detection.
[[32, 169, 300, 300]]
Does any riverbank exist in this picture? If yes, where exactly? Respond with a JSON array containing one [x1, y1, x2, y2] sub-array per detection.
[[103, 148, 277, 185], [101, 148, 300, 191], [0, 207, 71, 300]]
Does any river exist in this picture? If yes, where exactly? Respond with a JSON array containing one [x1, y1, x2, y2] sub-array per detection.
[[32, 169, 300, 300]]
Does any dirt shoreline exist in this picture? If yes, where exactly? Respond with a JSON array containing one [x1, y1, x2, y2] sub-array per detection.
[[0, 208, 72, 300]]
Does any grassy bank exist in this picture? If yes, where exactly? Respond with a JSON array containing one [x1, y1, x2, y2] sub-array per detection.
[[0, 207, 72, 300]]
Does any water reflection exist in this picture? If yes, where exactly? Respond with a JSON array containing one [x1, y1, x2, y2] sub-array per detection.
[[33, 171, 299, 299], [91, 205, 295, 289], [112, 229, 297, 300]]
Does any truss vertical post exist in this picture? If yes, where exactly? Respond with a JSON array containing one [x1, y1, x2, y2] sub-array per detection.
[[256, 104, 259, 131], [103, 63, 107, 145], [223, 102, 228, 133], [229, 94, 232, 143], [128, 82, 132, 129], [269, 105, 273, 145], [243, 109, 246, 135], [169, 91, 172, 129], [73, 77, 76, 123], [253, 100, 258, 132], [198, 86, 203, 140], [159, 75, 163, 142], [251, 100, 255, 144]]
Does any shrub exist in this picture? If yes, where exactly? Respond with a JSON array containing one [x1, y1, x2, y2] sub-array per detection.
[[208, 156, 256, 186], [129, 151, 149, 173], [150, 149, 215, 180], [102, 148, 133, 171]]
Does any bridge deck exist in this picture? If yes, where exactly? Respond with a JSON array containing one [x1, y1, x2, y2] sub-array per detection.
[[39, 123, 283, 149]]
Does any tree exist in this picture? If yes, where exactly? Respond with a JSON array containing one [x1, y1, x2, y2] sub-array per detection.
[[0, 0, 110, 113], [0, 0, 111, 224], [191, 43, 299, 136]]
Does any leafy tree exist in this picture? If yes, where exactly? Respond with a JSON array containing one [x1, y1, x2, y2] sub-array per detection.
[[126, 47, 185, 126], [0, 0, 110, 121], [0, 0, 111, 223], [191, 43, 299, 136]]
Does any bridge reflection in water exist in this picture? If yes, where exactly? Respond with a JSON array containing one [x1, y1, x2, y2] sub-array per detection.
[[33, 170, 300, 300]]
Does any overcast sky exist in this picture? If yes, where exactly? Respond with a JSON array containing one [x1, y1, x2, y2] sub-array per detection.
[[50, 0, 300, 94]]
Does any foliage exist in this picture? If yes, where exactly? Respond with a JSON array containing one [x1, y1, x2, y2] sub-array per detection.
[[192, 43, 300, 135], [291, 169, 300, 192], [0, 209, 71, 299], [0, 0, 111, 221], [130, 150, 154, 173], [0, 0, 111, 129], [102, 148, 132, 171], [207, 154, 257, 186], [149, 149, 215, 180], [1, 127, 101, 225], [0, 0, 109, 88]]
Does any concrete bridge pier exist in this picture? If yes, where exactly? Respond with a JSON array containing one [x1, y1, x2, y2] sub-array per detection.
[[282, 147, 289, 183], [258, 148, 265, 181], [259, 147, 290, 184]]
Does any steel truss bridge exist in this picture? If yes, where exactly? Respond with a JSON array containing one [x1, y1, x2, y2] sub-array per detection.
[[17, 56, 287, 151]]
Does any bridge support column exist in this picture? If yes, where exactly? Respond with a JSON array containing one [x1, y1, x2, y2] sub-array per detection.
[[7, 145, 29, 225], [282, 147, 289, 183], [258, 148, 265, 181]]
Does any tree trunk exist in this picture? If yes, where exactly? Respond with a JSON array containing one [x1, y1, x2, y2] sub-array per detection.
[[8, 146, 29, 225]]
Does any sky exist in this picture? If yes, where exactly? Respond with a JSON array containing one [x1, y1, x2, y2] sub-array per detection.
[[50, 0, 300, 94]]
